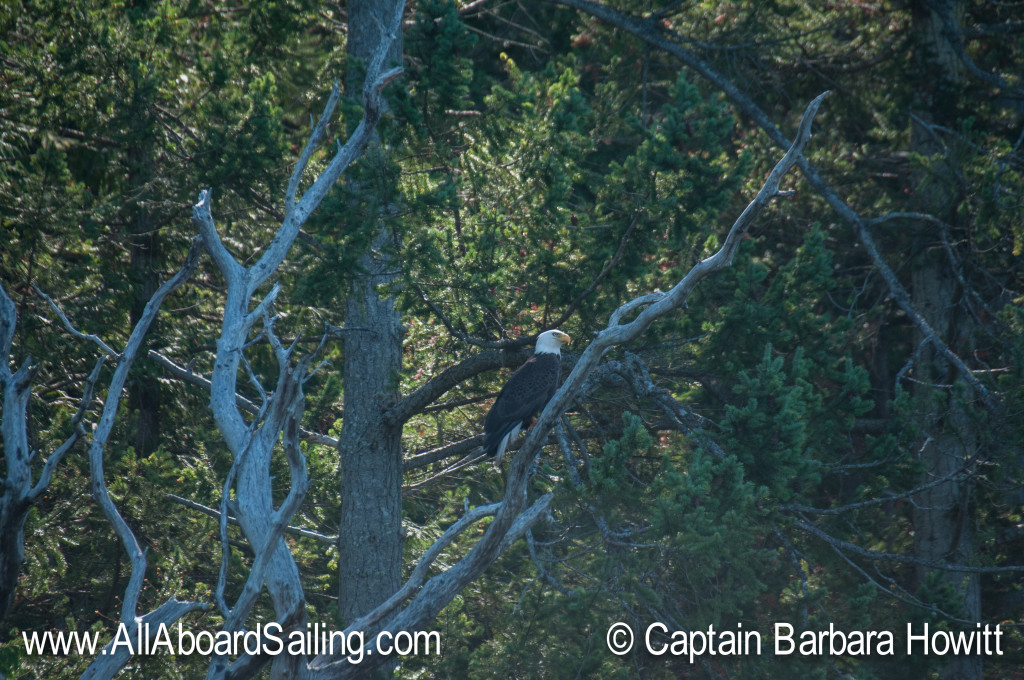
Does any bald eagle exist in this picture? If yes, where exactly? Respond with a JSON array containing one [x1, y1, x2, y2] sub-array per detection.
[[484, 329, 571, 464]]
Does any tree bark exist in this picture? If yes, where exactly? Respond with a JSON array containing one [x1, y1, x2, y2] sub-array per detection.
[[336, 0, 406, 627], [127, 140, 162, 457], [907, 3, 982, 679]]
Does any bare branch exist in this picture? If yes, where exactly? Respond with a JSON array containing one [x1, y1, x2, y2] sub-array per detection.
[[402, 450, 488, 496], [35, 286, 119, 359], [28, 355, 106, 502], [189, 9, 406, 677], [42, 237, 209, 680], [555, 0, 1001, 413], [193, 189, 243, 287], [0, 282, 15, 361], [780, 457, 977, 517], [1, 284, 39, 621], [386, 346, 532, 426], [166, 493, 336, 543], [148, 350, 339, 448], [219, 361, 312, 635], [341, 500, 503, 635], [254, 7, 405, 295], [403, 435, 484, 471], [80, 598, 209, 680], [309, 494, 553, 677], [82, 235, 205, 627], [791, 516, 1024, 574], [286, 82, 343, 212], [927, 0, 1024, 101], [530, 91, 827, 454]]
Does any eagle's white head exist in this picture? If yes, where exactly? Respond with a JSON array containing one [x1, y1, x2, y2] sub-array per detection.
[[535, 329, 571, 355]]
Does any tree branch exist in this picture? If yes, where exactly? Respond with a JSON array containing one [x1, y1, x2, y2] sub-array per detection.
[[791, 516, 1024, 574], [166, 493, 336, 543], [385, 346, 532, 426], [555, 0, 1001, 413], [149, 349, 340, 448]]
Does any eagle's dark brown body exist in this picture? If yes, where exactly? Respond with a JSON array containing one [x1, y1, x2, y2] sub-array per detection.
[[483, 329, 570, 463]]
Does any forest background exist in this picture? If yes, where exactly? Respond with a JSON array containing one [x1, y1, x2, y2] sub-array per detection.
[[1, 0, 1023, 679]]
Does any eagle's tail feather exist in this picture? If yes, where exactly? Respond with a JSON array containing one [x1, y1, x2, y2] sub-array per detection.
[[492, 423, 522, 466]]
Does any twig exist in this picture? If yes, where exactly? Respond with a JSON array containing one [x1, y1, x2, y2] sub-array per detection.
[[166, 493, 336, 543]]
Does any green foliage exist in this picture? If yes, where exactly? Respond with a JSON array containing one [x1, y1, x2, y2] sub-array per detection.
[[2, 1, 1023, 679], [722, 345, 823, 503]]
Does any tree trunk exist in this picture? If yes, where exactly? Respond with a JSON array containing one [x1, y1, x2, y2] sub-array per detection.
[[126, 104, 161, 457], [907, 3, 982, 679], [337, 0, 405, 627]]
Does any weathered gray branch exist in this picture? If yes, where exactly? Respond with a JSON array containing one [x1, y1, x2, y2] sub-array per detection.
[[80, 598, 209, 680], [555, 0, 1000, 413], [36, 286, 119, 359], [68, 235, 208, 680], [28, 356, 105, 502], [1, 285, 42, 620], [149, 349, 340, 448], [166, 493, 336, 543], [402, 435, 484, 472], [307, 493, 553, 678], [189, 6, 405, 679], [791, 516, 1024, 574], [340, 500, 504, 634]]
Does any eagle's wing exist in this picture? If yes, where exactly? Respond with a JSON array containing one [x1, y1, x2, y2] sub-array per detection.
[[483, 354, 560, 461]]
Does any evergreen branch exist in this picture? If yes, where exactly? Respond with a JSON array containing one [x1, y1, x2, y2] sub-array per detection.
[[412, 282, 533, 349], [549, 213, 640, 329]]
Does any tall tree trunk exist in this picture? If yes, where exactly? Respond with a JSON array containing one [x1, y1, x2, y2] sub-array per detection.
[[126, 89, 161, 457], [127, 144, 161, 457], [907, 2, 982, 679], [337, 0, 405, 627]]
